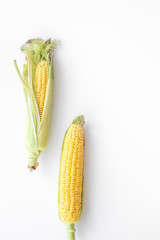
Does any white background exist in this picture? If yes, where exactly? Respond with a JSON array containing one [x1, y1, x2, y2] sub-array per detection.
[[0, 0, 160, 239]]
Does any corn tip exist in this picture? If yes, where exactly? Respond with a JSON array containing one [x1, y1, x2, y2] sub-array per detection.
[[72, 115, 85, 126]]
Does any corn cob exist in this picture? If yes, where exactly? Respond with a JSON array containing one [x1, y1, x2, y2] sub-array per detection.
[[59, 115, 85, 240], [14, 38, 57, 170], [35, 60, 49, 119]]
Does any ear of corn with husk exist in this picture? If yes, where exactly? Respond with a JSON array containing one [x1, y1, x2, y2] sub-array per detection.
[[14, 38, 57, 170], [58, 115, 85, 240]]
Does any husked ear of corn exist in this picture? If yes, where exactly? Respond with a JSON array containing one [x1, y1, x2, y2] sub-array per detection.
[[58, 115, 85, 240], [14, 38, 58, 170]]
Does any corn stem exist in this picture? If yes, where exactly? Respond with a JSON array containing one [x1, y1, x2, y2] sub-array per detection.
[[65, 224, 76, 240]]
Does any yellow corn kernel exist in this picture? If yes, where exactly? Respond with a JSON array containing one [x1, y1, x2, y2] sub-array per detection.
[[35, 60, 48, 119], [59, 117, 84, 224]]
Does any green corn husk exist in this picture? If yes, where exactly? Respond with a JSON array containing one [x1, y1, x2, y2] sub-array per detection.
[[14, 38, 58, 170]]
